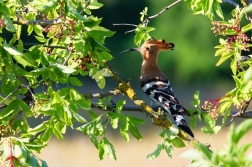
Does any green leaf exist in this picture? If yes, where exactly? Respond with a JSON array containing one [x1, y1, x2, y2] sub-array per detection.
[[0, 3, 10, 14], [194, 90, 200, 100], [204, 114, 215, 128], [3, 41, 24, 56], [214, 1, 224, 20], [53, 125, 63, 140], [99, 52, 113, 61], [1, 77, 16, 96], [15, 25, 22, 40], [88, 2, 103, 9], [215, 47, 227, 56], [88, 111, 98, 120], [76, 122, 92, 134], [72, 112, 87, 123], [163, 140, 173, 158], [129, 123, 142, 140], [99, 68, 113, 77], [240, 4, 252, 18], [196, 143, 212, 160], [241, 23, 252, 32], [147, 144, 162, 160], [230, 56, 237, 76], [17, 40, 24, 53], [0, 100, 19, 119], [67, 2, 89, 22], [64, 106, 73, 126], [120, 119, 129, 142], [216, 52, 233, 66], [212, 125, 221, 134], [244, 68, 252, 84], [69, 88, 82, 101], [41, 127, 53, 143], [90, 134, 98, 148], [28, 121, 48, 133], [40, 51, 48, 66], [98, 137, 117, 160], [2, 14, 15, 32], [39, 0, 59, 12], [107, 113, 119, 129], [34, 25, 44, 37], [127, 115, 145, 125], [34, 36, 47, 43], [116, 100, 126, 112], [201, 126, 211, 134], [171, 137, 185, 148], [27, 25, 33, 35], [233, 120, 252, 143], [191, 90, 200, 106], [19, 99, 32, 115], [219, 101, 231, 125], [68, 77, 83, 86], [233, 76, 242, 89], [51, 64, 76, 74], [3, 42, 36, 67], [75, 99, 91, 110], [190, 116, 197, 129]]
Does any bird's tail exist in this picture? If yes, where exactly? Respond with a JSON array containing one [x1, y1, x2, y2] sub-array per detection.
[[171, 110, 194, 137]]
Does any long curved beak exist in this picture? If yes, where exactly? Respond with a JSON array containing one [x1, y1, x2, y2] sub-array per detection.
[[119, 48, 140, 54]]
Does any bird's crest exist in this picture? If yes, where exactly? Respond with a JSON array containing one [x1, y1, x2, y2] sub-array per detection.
[[144, 38, 175, 51], [119, 38, 175, 54]]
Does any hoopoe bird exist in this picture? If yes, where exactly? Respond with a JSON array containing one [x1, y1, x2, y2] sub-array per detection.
[[120, 38, 194, 137]]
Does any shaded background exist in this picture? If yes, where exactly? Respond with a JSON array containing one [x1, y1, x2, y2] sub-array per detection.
[[4, 0, 252, 166]]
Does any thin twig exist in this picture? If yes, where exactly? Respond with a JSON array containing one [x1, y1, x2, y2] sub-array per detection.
[[113, 23, 137, 27], [125, 29, 136, 34], [0, 104, 6, 109], [84, 90, 121, 99], [222, 0, 240, 7], [29, 130, 45, 143], [63, 50, 73, 66], [0, 87, 20, 105], [148, 0, 182, 19], [24, 43, 67, 49]]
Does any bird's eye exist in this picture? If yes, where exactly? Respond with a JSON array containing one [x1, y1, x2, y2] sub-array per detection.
[[146, 47, 150, 50], [162, 39, 165, 43]]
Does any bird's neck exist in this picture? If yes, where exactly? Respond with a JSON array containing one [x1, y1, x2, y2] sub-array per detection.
[[140, 60, 167, 82]]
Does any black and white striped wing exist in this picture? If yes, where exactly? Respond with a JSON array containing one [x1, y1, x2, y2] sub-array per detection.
[[141, 80, 194, 137], [141, 80, 189, 116]]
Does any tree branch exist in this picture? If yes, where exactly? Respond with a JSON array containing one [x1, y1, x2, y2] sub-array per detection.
[[13, 12, 62, 25]]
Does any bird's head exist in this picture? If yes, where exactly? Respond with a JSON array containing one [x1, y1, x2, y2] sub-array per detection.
[[120, 38, 175, 60]]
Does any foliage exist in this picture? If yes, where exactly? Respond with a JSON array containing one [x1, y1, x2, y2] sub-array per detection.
[[0, 0, 252, 166], [0, 0, 144, 165]]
